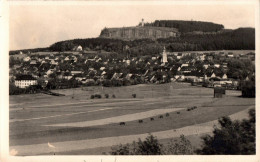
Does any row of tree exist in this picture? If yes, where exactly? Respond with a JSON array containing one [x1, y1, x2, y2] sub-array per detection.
[[144, 20, 224, 32]]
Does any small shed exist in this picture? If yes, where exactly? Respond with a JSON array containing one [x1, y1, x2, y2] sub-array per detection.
[[214, 87, 226, 98]]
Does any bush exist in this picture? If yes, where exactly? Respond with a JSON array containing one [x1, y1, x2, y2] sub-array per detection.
[[90, 95, 95, 99], [94, 94, 102, 98], [112, 94, 116, 98], [132, 94, 136, 98], [177, 112, 180, 114], [196, 109, 255, 155], [105, 94, 109, 98], [119, 122, 126, 125], [166, 113, 170, 117], [138, 120, 143, 123]]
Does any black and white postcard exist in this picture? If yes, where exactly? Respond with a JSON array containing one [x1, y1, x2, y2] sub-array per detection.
[[0, 0, 259, 162]]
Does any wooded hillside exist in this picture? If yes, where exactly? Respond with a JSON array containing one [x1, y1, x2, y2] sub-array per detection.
[[144, 20, 224, 32]]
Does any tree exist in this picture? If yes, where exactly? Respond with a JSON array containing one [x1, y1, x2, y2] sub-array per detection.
[[136, 134, 163, 155], [241, 76, 255, 97], [110, 134, 195, 155], [196, 109, 255, 155], [110, 134, 163, 155], [165, 135, 194, 155]]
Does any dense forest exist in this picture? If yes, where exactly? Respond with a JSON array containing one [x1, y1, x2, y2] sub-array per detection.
[[144, 20, 224, 32], [10, 27, 255, 56]]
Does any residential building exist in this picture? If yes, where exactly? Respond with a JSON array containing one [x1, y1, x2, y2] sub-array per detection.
[[15, 75, 37, 88]]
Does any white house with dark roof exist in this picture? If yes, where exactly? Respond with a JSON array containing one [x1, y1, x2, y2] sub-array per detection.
[[75, 45, 83, 51], [15, 75, 37, 88], [23, 56, 31, 62]]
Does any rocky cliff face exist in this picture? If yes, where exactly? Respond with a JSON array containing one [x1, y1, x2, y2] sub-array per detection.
[[99, 26, 179, 40]]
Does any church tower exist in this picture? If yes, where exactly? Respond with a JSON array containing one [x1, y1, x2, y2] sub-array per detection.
[[161, 46, 168, 65], [141, 18, 144, 27]]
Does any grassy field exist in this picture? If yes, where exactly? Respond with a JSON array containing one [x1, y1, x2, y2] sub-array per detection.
[[9, 82, 255, 155]]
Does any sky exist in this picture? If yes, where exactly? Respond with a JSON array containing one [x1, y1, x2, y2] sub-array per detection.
[[9, 3, 256, 51]]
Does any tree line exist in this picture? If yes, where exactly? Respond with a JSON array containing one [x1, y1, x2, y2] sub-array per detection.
[[144, 20, 224, 32]]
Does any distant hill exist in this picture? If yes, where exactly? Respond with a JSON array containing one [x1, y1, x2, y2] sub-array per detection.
[[9, 25, 255, 56], [99, 20, 224, 40]]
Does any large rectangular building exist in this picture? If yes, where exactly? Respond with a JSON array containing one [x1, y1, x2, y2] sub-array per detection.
[[15, 75, 37, 88], [100, 26, 179, 40]]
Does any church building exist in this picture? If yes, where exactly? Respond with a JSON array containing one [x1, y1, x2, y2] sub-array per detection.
[[161, 47, 168, 66]]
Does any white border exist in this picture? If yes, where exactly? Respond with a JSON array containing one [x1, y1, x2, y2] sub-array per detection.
[[1, 0, 259, 162]]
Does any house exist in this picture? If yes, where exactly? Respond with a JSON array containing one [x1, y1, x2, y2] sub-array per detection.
[[46, 69, 55, 75], [30, 60, 37, 65], [152, 57, 157, 60], [75, 45, 83, 51], [197, 53, 205, 61], [214, 64, 220, 68], [210, 73, 216, 78], [222, 74, 228, 79], [63, 57, 70, 62], [203, 64, 210, 69], [222, 63, 228, 68], [125, 60, 131, 65], [125, 73, 133, 80], [111, 73, 123, 80], [63, 73, 73, 80], [177, 53, 183, 59], [181, 63, 189, 67], [50, 60, 58, 65], [75, 75, 85, 81], [205, 55, 213, 61], [227, 53, 234, 58], [174, 74, 185, 81], [23, 56, 31, 62], [71, 71, 82, 76], [101, 71, 106, 76], [14, 75, 37, 88]]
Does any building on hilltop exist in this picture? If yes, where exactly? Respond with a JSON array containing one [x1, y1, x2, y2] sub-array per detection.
[[15, 75, 37, 89], [99, 19, 179, 40]]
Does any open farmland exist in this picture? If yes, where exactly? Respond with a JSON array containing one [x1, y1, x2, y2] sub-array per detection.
[[9, 82, 255, 155]]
